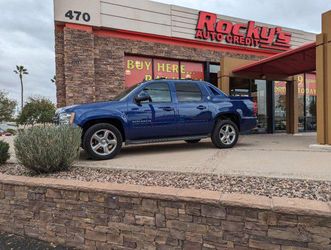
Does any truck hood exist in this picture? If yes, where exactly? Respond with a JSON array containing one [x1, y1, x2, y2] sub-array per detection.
[[57, 101, 122, 114]]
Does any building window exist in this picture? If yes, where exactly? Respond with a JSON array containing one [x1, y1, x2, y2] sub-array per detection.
[[124, 56, 204, 87], [181, 62, 204, 80], [274, 81, 287, 132], [230, 78, 267, 133], [154, 59, 180, 80], [298, 74, 317, 132], [230, 78, 250, 97], [209, 64, 220, 87], [125, 56, 153, 88]]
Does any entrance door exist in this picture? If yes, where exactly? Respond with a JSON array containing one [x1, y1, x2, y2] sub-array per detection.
[[209, 64, 220, 87], [251, 80, 268, 133], [274, 81, 287, 132], [230, 78, 268, 133]]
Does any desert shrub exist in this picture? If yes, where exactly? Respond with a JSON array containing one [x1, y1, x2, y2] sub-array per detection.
[[14, 125, 82, 174], [0, 141, 10, 165], [6, 128, 17, 135]]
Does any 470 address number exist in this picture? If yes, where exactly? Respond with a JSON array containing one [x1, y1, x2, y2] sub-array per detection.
[[65, 10, 91, 22]]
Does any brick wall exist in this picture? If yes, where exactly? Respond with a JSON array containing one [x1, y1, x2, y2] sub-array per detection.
[[55, 27, 264, 107], [0, 174, 330, 249]]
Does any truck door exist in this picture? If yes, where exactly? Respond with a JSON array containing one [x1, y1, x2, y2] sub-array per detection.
[[175, 82, 212, 136], [126, 82, 177, 140]]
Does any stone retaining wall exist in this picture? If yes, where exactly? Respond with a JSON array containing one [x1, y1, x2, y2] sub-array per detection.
[[0, 174, 330, 250]]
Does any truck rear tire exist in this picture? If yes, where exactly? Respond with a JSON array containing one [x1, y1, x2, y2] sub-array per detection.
[[83, 123, 123, 160], [211, 120, 239, 149]]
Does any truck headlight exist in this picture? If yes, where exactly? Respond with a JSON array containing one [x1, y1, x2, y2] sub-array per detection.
[[59, 112, 75, 125]]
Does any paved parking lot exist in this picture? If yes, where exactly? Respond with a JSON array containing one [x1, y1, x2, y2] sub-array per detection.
[[3, 133, 331, 181], [77, 133, 331, 181]]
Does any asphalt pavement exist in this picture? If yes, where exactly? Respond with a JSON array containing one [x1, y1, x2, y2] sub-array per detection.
[[76, 133, 331, 181]]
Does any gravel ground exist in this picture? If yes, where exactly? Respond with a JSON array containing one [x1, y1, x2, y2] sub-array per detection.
[[0, 163, 330, 202], [0, 232, 71, 250]]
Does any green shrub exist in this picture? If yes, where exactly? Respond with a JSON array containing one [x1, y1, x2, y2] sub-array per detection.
[[16, 97, 56, 126], [0, 141, 10, 165], [6, 128, 17, 135], [14, 125, 82, 174]]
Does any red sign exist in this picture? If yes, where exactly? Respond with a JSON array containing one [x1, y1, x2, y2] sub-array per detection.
[[195, 11, 292, 51], [297, 74, 316, 97]]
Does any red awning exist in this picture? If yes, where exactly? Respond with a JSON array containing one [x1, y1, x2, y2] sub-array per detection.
[[232, 42, 316, 78]]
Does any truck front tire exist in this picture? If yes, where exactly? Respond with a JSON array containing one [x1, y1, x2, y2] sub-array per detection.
[[83, 123, 123, 160], [211, 120, 239, 149]]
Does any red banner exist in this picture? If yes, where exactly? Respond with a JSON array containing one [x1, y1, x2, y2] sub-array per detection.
[[297, 74, 316, 97]]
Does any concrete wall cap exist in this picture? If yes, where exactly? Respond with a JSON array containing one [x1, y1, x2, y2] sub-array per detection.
[[220, 193, 272, 210], [272, 197, 331, 217]]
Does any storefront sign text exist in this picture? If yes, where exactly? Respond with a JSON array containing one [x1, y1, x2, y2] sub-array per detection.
[[125, 56, 204, 87], [195, 11, 292, 51]]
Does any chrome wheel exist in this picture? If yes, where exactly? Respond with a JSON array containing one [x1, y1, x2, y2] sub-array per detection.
[[90, 129, 117, 156], [219, 124, 236, 145]]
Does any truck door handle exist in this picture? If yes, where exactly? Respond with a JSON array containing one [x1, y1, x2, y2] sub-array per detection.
[[159, 107, 174, 112], [197, 105, 207, 110]]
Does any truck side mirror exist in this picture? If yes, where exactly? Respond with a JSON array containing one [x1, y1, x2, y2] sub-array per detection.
[[135, 91, 151, 104]]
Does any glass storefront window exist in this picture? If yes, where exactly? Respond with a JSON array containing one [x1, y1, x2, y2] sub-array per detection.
[[210, 64, 220, 74], [124, 56, 204, 87], [230, 78, 267, 133], [297, 75, 305, 131], [154, 59, 180, 80], [209, 64, 220, 87], [251, 80, 267, 133], [230, 78, 250, 97], [305, 74, 317, 131], [180, 62, 204, 80], [274, 81, 287, 132], [125, 56, 153, 88], [297, 73, 317, 132]]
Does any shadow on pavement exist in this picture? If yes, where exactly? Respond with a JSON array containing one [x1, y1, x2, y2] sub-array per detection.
[[0, 232, 73, 250]]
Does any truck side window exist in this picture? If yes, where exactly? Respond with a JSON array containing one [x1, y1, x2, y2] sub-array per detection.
[[208, 86, 220, 96], [175, 82, 202, 102], [142, 82, 171, 103], [208, 85, 227, 97]]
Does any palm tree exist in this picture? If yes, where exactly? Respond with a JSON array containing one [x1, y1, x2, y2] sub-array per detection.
[[51, 75, 56, 84], [14, 65, 28, 111]]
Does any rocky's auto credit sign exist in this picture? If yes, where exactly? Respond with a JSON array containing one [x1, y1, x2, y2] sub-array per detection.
[[195, 11, 292, 51]]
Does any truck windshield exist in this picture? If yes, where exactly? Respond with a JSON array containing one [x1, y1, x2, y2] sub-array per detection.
[[112, 84, 140, 101]]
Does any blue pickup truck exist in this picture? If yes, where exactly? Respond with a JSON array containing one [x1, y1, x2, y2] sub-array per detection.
[[55, 80, 257, 160]]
